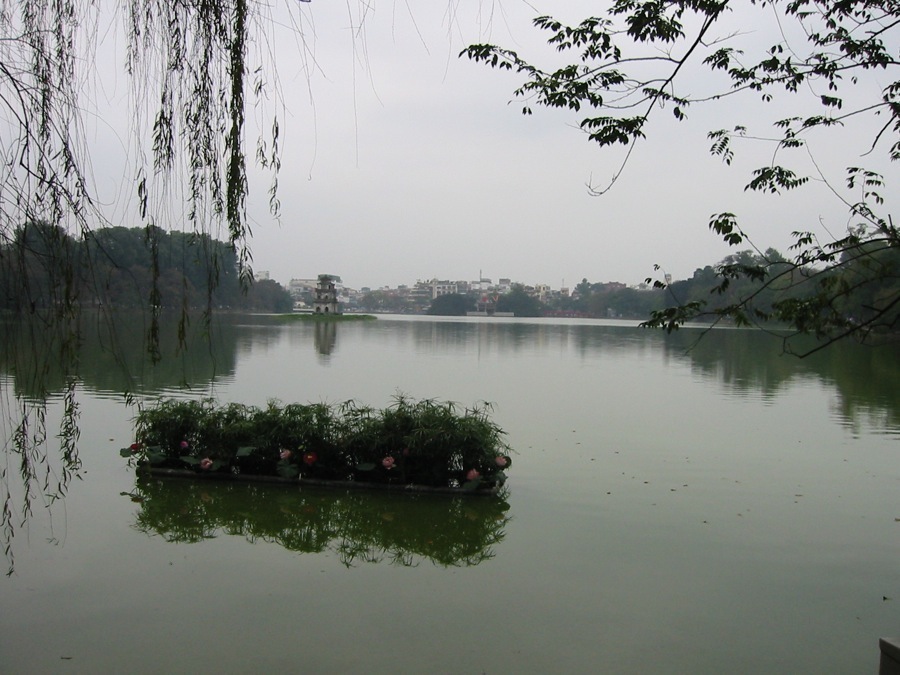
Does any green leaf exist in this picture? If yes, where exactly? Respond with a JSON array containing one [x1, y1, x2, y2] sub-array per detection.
[[236, 446, 257, 457], [119, 448, 134, 457], [356, 463, 376, 471], [180, 456, 199, 465], [276, 464, 299, 479], [146, 452, 167, 466]]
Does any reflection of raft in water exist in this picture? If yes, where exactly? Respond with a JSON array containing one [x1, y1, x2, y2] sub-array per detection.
[[126, 474, 511, 567]]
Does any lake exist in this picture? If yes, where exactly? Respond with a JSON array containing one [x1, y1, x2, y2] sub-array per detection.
[[1, 314, 898, 673]]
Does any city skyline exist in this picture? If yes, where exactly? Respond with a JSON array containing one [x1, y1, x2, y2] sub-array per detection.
[[278, 270, 642, 294]]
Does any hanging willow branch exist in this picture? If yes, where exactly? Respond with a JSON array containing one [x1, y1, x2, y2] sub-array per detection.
[[0, 0, 289, 574], [126, 0, 282, 288]]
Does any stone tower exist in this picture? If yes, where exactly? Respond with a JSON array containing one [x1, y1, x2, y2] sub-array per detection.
[[313, 274, 342, 314]]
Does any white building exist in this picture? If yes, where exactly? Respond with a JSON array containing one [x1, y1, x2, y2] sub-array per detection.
[[432, 279, 458, 298]]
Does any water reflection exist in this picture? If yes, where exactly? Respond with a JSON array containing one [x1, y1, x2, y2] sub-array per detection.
[[314, 320, 337, 359], [660, 327, 900, 431], [359, 319, 900, 433], [393, 319, 643, 356], [3, 313, 899, 430], [127, 475, 511, 567], [0, 310, 239, 399]]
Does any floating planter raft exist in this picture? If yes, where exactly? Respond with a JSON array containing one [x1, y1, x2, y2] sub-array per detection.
[[122, 396, 512, 495]]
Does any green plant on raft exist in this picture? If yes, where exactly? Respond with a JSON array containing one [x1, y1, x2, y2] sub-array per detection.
[[121, 395, 513, 490]]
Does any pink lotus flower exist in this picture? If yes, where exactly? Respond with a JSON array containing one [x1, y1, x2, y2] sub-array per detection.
[[466, 468, 480, 481], [280, 449, 292, 461], [200, 458, 213, 470], [180, 440, 189, 450], [495, 456, 508, 468], [382, 456, 396, 470], [302, 451, 318, 466]]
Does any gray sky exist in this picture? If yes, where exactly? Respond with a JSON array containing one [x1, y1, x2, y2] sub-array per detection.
[[92, 1, 897, 291]]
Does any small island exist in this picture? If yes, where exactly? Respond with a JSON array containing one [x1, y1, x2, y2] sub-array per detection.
[[275, 313, 376, 323]]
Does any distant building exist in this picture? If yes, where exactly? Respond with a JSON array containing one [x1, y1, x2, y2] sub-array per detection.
[[432, 279, 458, 298], [288, 278, 318, 298], [314, 274, 342, 314], [407, 281, 433, 312], [471, 276, 492, 293]]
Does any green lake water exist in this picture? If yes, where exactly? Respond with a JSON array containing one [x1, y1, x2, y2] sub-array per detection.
[[1, 314, 898, 673]]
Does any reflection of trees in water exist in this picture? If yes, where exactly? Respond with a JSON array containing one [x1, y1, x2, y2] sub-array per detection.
[[808, 340, 900, 434], [522, 321, 900, 432], [398, 319, 659, 357], [374, 320, 900, 432], [0, 311, 239, 400], [0, 310, 239, 574], [662, 329, 900, 431], [664, 329, 805, 399], [129, 476, 510, 567]]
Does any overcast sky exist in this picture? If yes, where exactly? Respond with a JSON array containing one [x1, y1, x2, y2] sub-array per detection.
[[91, 1, 897, 291]]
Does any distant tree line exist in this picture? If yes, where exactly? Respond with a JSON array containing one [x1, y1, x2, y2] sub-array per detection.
[[659, 244, 900, 336], [0, 221, 293, 313], [422, 284, 544, 317], [426, 246, 900, 328]]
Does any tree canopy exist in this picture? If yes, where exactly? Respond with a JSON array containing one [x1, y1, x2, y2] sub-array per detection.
[[464, 0, 900, 356], [1, 220, 292, 338], [496, 284, 544, 317], [428, 293, 476, 316]]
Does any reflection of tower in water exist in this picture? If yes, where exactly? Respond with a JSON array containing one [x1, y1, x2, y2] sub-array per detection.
[[314, 320, 337, 359]]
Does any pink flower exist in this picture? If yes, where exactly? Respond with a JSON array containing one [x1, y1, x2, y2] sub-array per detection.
[[180, 440, 189, 450], [495, 456, 508, 468], [129, 442, 142, 453], [280, 449, 292, 461], [302, 451, 318, 466], [382, 456, 396, 470], [200, 458, 213, 470], [466, 468, 480, 482]]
